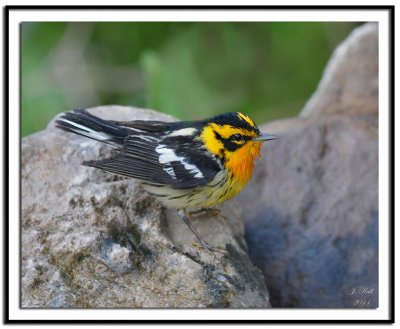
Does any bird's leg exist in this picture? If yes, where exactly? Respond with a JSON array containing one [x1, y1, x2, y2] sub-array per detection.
[[177, 209, 216, 252], [187, 207, 221, 218]]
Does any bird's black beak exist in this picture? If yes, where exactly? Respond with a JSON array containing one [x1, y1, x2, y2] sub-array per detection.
[[253, 133, 278, 142]]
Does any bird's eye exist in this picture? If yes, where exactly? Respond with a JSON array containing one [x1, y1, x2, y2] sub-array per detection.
[[232, 133, 243, 142]]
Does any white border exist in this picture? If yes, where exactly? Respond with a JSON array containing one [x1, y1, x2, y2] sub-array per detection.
[[7, 6, 392, 322]]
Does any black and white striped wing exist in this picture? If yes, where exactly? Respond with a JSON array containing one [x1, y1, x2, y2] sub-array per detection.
[[83, 134, 220, 190], [150, 142, 220, 189]]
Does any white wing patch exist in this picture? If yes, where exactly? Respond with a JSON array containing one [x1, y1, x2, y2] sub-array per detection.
[[165, 127, 197, 137], [163, 166, 176, 179], [155, 144, 204, 179]]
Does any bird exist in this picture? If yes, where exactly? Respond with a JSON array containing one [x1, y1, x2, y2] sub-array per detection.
[[55, 109, 277, 251]]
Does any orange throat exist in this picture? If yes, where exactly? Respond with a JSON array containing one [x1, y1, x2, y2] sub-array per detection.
[[225, 141, 261, 185]]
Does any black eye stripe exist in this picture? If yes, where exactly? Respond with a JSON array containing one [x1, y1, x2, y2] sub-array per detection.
[[221, 139, 240, 152], [211, 129, 251, 154]]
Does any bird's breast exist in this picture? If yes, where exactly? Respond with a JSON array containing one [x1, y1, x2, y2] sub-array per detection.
[[224, 141, 261, 185]]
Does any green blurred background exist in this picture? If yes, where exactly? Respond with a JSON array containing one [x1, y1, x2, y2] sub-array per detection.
[[21, 22, 360, 136]]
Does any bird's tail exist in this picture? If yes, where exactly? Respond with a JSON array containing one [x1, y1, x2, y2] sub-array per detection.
[[55, 109, 130, 148]]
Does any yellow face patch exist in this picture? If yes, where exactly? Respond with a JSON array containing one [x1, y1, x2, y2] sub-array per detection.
[[203, 122, 258, 139], [211, 123, 243, 139], [200, 123, 257, 155], [200, 123, 258, 155], [200, 123, 225, 155], [200, 122, 262, 184]]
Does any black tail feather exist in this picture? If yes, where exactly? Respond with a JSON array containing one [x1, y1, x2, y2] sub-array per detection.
[[55, 108, 130, 147]]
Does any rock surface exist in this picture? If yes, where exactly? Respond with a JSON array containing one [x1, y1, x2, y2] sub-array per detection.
[[238, 23, 379, 308], [21, 106, 270, 308]]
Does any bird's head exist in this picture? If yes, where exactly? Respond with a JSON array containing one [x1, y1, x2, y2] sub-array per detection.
[[200, 112, 277, 184]]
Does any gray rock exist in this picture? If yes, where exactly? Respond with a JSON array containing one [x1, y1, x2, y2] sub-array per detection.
[[238, 23, 379, 308], [301, 23, 378, 118], [21, 106, 270, 308], [240, 115, 378, 307]]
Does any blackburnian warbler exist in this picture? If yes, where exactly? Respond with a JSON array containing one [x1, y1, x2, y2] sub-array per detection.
[[56, 109, 277, 251]]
